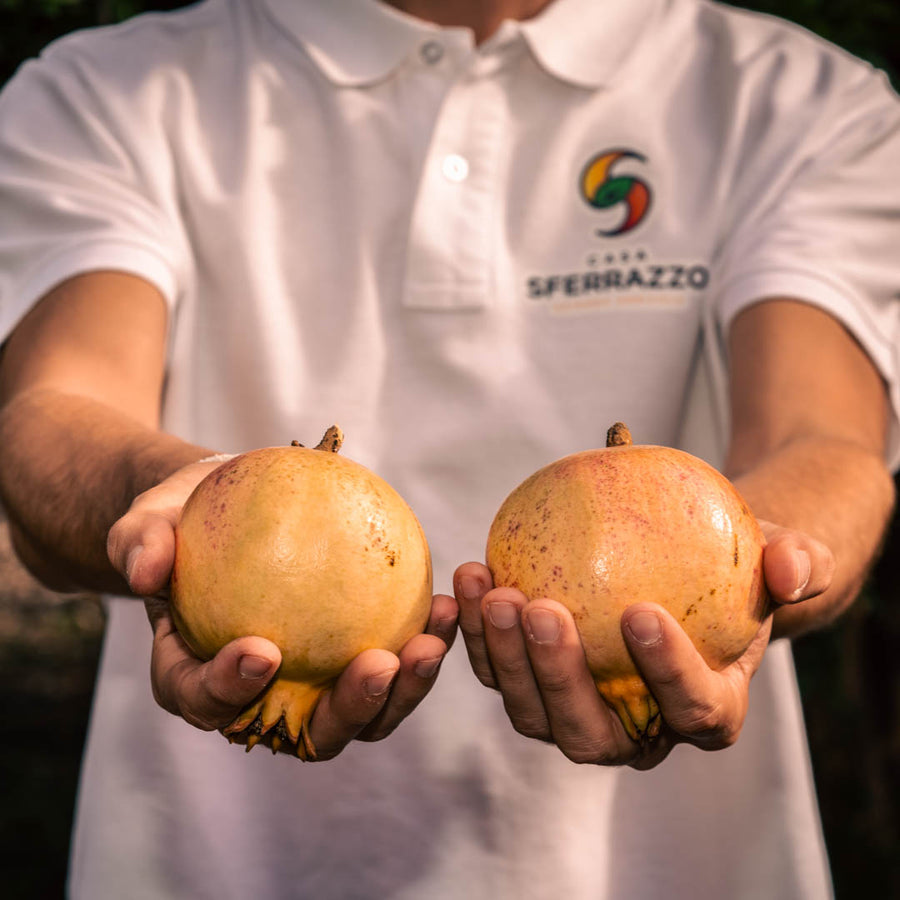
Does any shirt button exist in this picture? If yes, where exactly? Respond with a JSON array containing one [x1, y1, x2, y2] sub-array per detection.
[[441, 154, 469, 182], [420, 41, 444, 65]]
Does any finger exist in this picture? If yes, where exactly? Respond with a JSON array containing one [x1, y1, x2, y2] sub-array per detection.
[[357, 633, 449, 742], [106, 457, 227, 597], [627, 728, 678, 771], [426, 592, 459, 649], [758, 524, 835, 604], [356, 594, 457, 741], [306, 649, 400, 761], [143, 595, 171, 630], [621, 603, 768, 750], [108, 510, 177, 596], [522, 599, 636, 765], [149, 613, 281, 730], [481, 587, 550, 741], [454, 562, 496, 687]]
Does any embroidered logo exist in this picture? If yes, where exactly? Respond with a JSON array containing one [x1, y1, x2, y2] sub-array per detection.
[[580, 149, 652, 235]]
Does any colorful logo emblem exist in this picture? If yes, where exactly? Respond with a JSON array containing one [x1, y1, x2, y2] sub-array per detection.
[[580, 149, 652, 236]]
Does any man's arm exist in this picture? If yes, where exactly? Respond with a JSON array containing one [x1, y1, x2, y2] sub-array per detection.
[[0, 271, 457, 759], [726, 297, 895, 637], [453, 296, 894, 768], [0, 271, 208, 592]]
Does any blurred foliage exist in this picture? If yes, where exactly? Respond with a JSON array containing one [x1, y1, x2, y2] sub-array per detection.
[[0, 586, 104, 899], [0, 1, 898, 898], [0, 0, 188, 82]]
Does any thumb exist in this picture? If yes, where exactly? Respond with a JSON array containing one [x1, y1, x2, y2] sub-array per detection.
[[151, 615, 282, 731], [758, 523, 835, 604], [108, 510, 177, 597]]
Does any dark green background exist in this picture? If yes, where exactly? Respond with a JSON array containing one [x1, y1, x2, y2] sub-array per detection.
[[0, 2, 897, 898]]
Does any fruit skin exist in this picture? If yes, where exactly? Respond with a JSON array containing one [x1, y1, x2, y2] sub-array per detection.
[[170, 430, 433, 759], [485, 424, 768, 743]]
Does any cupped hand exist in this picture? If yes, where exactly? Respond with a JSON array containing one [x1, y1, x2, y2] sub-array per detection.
[[107, 456, 458, 759], [454, 520, 833, 770]]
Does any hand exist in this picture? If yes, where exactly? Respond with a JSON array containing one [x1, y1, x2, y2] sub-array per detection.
[[454, 520, 833, 770], [107, 456, 458, 760]]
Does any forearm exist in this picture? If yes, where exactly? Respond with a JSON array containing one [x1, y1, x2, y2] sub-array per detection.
[[726, 436, 895, 638], [0, 386, 211, 593]]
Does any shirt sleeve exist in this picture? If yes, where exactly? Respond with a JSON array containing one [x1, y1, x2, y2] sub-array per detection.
[[0, 35, 189, 343], [712, 60, 900, 469]]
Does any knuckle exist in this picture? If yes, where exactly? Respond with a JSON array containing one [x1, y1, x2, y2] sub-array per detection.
[[129, 484, 163, 511], [356, 728, 389, 744], [536, 668, 576, 697], [176, 665, 233, 730], [650, 663, 689, 692], [681, 704, 720, 736], [459, 622, 486, 646], [196, 665, 230, 705], [701, 719, 741, 749], [463, 648, 497, 689], [358, 711, 403, 742], [341, 701, 384, 731], [146, 597, 172, 630], [628, 747, 669, 771], [382, 694, 418, 722], [150, 679, 176, 716], [684, 702, 720, 734], [509, 713, 551, 742], [676, 701, 735, 746], [560, 737, 619, 766], [179, 707, 219, 732], [311, 748, 337, 762], [491, 655, 532, 683], [311, 742, 345, 762], [477, 670, 499, 690], [150, 656, 181, 717]]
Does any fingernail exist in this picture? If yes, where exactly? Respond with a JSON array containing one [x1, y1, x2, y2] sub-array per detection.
[[239, 655, 274, 679], [364, 669, 397, 697], [459, 574, 482, 602], [414, 657, 442, 679], [791, 551, 811, 600], [527, 609, 561, 644], [488, 601, 518, 630], [125, 545, 143, 583], [626, 611, 662, 646]]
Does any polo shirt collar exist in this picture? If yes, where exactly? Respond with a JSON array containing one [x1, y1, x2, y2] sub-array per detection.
[[260, 0, 662, 88], [260, 0, 469, 86], [520, 0, 664, 88]]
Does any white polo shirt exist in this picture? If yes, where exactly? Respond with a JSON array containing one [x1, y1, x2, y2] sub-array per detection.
[[1, 1, 899, 897]]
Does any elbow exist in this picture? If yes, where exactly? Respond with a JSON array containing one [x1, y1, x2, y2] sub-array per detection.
[[3, 516, 82, 594], [863, 453, 897, 565]]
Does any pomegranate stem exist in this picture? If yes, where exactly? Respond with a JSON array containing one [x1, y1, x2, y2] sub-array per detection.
[[606, 422, 633, 447]]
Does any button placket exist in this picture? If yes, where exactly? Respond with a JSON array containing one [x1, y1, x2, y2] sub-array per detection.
[[403, 72, 507, 311]]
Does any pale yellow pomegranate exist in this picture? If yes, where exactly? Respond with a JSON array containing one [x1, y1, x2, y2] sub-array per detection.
[[486, 423, 768, 743], [170, 427, 433, 759]]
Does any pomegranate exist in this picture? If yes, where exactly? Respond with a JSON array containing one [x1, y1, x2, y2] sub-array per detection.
[[486, 423, 768, 743], [170, 427, 433, 759]]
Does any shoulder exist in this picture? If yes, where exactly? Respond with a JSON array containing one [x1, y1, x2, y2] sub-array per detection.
[[41, 0, 226, 64], [687, 0, 893, 99], [649, 0, 900, 162], [2, 0, 260, 104]]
